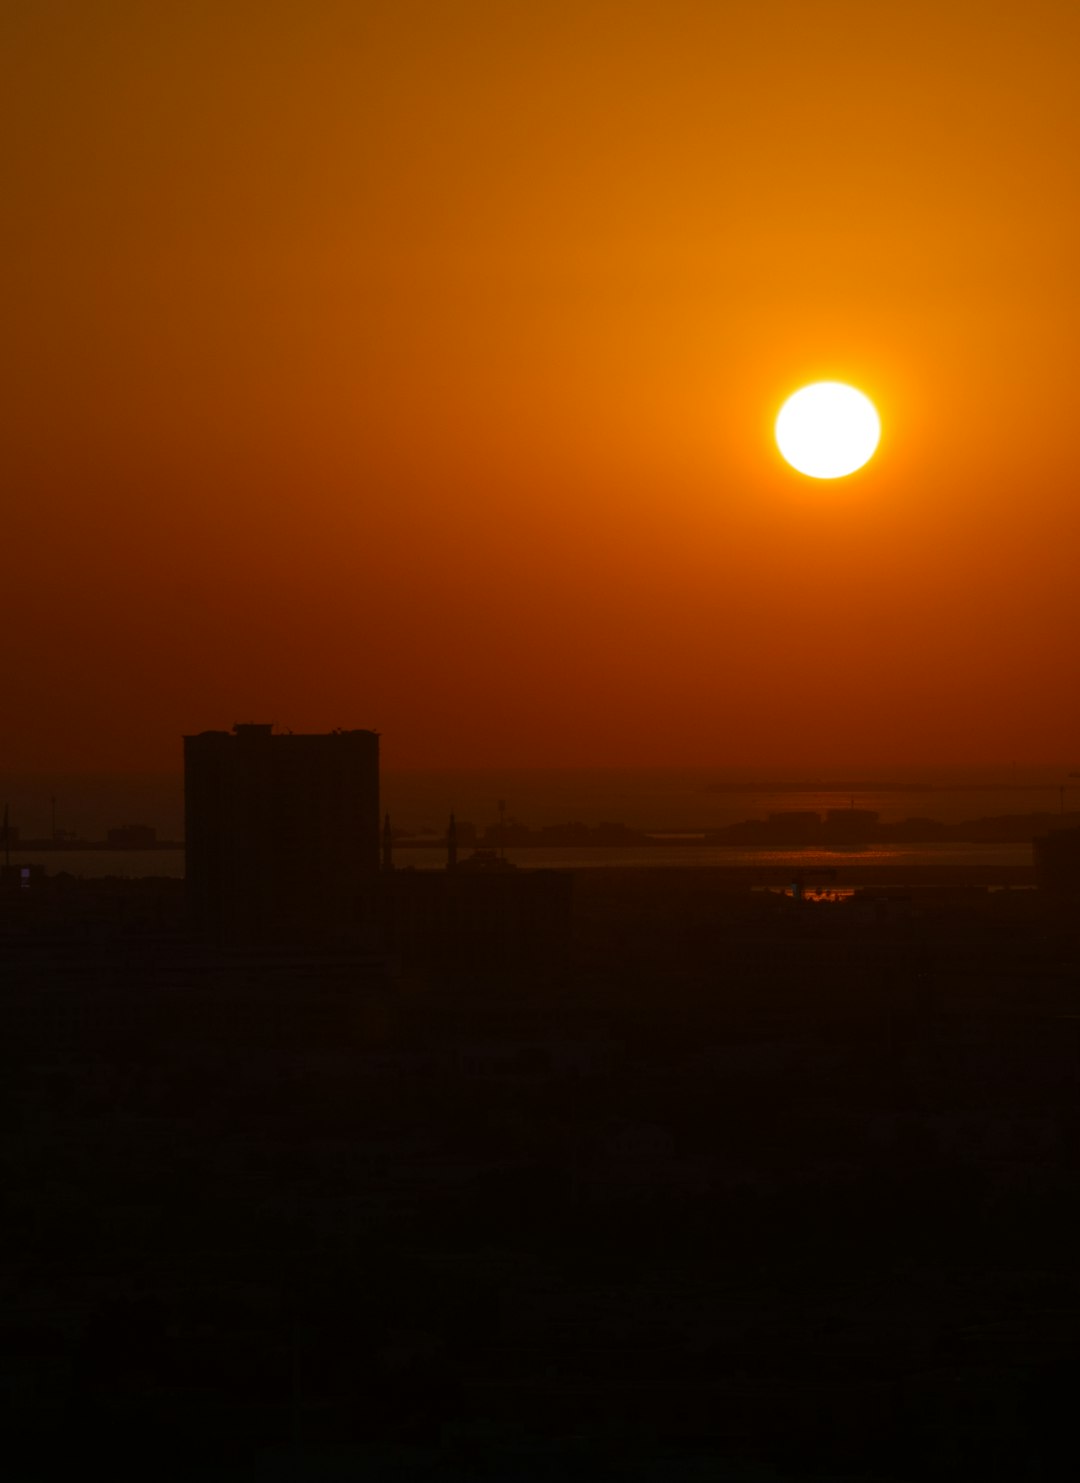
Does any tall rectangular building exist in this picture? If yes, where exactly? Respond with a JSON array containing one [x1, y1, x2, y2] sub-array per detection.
[[184, 724, 380, 942]]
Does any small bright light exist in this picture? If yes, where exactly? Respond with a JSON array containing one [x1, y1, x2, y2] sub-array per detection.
[[775, 382, 881, 479]]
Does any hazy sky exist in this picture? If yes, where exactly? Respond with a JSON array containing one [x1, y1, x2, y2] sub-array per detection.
[[4, 0, 1080, 771]]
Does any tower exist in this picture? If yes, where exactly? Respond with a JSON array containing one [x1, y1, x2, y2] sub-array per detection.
[[184, 723, 380, 942]]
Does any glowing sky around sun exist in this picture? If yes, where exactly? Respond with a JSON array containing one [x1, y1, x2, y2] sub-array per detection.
[[3, 1, 1080, 771]]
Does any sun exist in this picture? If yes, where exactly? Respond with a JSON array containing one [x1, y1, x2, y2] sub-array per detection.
[[775, 382, 880, 479]]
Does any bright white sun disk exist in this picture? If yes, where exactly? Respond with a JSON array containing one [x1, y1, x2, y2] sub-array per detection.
[[775, 382, 880, 479]]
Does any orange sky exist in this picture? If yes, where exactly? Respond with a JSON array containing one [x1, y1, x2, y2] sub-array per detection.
[[4, 0, 1080, 772]]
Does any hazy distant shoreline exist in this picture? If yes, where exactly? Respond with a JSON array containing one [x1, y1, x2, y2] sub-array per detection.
[[8, 842, 1036, 882], [4, 767, 1078, 841], [704, 781, 1068, 793], [4, 840, 184, 852]]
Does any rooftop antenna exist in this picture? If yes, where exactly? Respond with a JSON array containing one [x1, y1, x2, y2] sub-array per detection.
[[498, 799, 507, 860]]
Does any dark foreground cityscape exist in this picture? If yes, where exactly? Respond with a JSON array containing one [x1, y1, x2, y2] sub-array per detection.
[[7, 725, 1080, 1480]]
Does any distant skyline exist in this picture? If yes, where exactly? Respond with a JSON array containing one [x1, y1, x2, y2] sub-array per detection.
[[4, 760, 1080, 846], [4, 2, 1080, 771]]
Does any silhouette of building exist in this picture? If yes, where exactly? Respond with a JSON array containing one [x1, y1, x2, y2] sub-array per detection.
[[184, 724, 380, 943], [379, 806, 571, 967], [1034, 825, 1080, 896], [382, 867, 573, 968]]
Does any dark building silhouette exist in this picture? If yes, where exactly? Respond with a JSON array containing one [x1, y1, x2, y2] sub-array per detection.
[[184, 723, 380, 943], [1034, 825, 1080, 896], [382, 867, 573, 968], [183, 723, 571, 964], [383, 810, 572, 968]]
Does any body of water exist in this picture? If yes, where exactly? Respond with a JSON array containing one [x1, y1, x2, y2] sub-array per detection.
[[2, 765, 1070, 880], [10, 841, 1036, 880], [394, 842, 1035, 874], [13, 850, 186, 879]]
